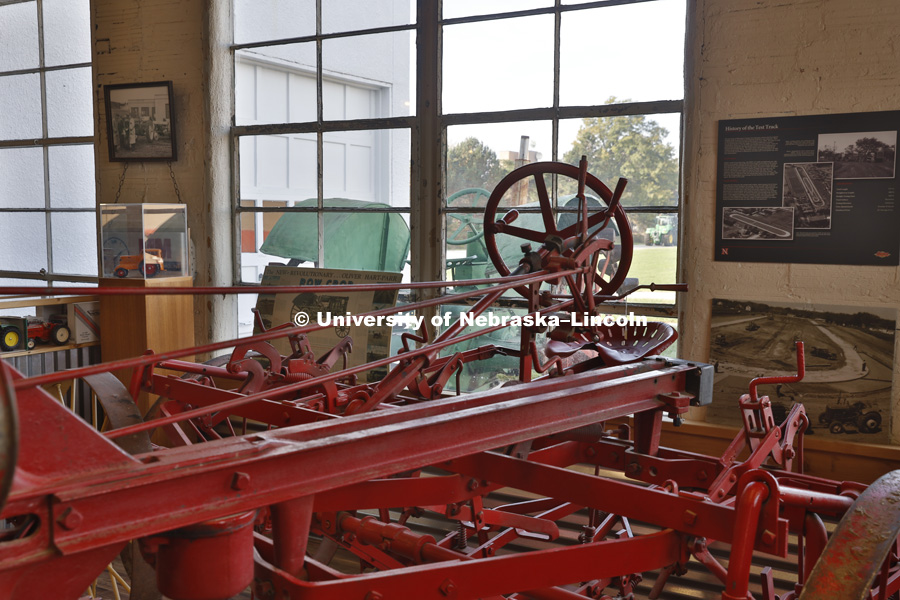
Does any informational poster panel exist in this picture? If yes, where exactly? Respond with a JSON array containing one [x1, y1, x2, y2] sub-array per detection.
[[715, 111, 899, 265], [708, 299, 895, 444]]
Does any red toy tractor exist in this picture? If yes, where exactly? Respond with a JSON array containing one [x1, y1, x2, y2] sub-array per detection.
[[25, 316, 70, 350]]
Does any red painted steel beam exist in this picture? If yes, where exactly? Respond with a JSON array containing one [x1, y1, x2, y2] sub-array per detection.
[[9, 266, 586, 393], [258, 529, 684, 600], [1, 360, 697, 577], [445, 451, 782, 551]]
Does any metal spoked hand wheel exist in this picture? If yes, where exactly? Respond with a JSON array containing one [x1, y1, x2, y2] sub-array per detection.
[[446, 188, 491, 246], [482, 161, 633, 299]]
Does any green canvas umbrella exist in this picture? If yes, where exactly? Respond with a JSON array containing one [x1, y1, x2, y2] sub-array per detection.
[[259, 199, 410, 272]]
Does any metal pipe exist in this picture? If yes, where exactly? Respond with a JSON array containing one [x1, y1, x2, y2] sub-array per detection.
[[12, 266, 586, 393], [802, 512, 828, 585], [722, 481, 769, 600]]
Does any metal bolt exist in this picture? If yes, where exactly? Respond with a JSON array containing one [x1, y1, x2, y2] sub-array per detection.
[[697, 470, 708, 482], [365, 592, 383, 600], [467, 478, 479, 491], [520, 243, 532, 254], [232, 472, 251, 491], [627, 462, 642, 475], [683, 510, 697, 526], [439, 579, 457, 597], [584, 446, 596, 457], [57, 507, 83, 531], [762, 530, 777, 546]]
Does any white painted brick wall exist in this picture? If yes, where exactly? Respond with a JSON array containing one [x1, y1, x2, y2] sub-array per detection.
[[682, 0, 900, 441]]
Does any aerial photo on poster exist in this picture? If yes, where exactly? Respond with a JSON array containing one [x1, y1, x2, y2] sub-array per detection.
[[782, 162, 833, 229], [817, 130, 897, 179], [708, 299, 896, 444], [722, 207, 794, 240]]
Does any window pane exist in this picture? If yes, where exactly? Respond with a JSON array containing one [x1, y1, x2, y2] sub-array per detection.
[[322, 211, 410, 278], [560, 1, 686, 105], [0, 73, 42, 140], [234, 0, 315, 45], [235, 44, 316, 125], [235, 45, 316, 126], [443, 0, 551, 20], [239, 206, 314, 281], [0, 2, 39, 72], [48, 144, 95, 209], [323, 31, 414, 120], [323, 0, 415, 33], [446, 121, 551, 205], [43, 0, 91, 67], [620, 228, 679, 304], [559, 113, 680, 208], [51, 212, 97, 275], [46, 67, 93, 138], [323, 129, 410, 207], [446, 122, 551, 282], [443, 15, 553, 113], [0, 147, 45, 208], [0, 213, 47, 272]]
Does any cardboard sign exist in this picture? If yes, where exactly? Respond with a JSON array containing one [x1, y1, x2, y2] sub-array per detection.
[[255, 266, 402, 382]]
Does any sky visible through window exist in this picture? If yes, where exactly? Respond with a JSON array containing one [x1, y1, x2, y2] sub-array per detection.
[[440, 0, 686, 157]]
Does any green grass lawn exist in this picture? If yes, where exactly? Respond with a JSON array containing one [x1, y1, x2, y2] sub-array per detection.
[[628, 245, 678, 285]]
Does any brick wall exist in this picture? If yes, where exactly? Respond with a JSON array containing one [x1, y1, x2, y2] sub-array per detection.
[[681, 0, 900, 441]]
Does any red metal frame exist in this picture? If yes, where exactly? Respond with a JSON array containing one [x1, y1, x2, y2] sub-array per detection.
[[1, 160, 898, 600]]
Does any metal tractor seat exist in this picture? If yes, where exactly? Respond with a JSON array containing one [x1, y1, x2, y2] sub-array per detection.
[[545, 321, 677, 366]]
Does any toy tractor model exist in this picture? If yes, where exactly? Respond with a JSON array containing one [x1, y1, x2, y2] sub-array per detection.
[[25, 316, 70, 350], [114, 249, 166, 278], [644, 214, 678, 246], [0, 325, 22, 351], [818, 401, 882, 434], [746, 321, 760, 332]]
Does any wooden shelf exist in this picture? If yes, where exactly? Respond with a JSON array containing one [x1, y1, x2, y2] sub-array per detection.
[[0, 294, 98, 310], [661, 419, 900, 485], [0, 340, 99, 359]]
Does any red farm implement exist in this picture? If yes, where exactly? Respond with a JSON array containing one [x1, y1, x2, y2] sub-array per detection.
[[0, 160, 897, 600]]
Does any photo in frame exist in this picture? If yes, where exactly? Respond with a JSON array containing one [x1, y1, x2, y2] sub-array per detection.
[[104, 81, 176, 161]]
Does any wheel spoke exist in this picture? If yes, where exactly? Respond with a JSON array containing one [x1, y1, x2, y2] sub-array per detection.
[[559, 209, 610, 239], [495, 224, 547, 245], [533, 174, 557, 235]]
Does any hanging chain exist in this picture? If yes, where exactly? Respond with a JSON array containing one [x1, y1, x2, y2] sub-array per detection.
[[113, 162, 130, 203], [167, 160, 184, 204]]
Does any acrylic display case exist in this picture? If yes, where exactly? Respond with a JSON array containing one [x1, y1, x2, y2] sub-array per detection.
[[100, 203, 189, 279]]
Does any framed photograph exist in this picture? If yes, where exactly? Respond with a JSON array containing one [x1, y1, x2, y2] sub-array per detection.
[[104, 81, 176, 161]]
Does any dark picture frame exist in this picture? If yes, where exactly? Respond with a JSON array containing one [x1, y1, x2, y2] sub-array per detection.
[[104, 81, 176, 161]]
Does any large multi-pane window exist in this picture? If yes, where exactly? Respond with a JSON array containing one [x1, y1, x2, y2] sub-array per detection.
[[442, 1, 685, 309], [233, 0, 685, 339], [232, 0, 414, 334], [0, 0, 96, 285]]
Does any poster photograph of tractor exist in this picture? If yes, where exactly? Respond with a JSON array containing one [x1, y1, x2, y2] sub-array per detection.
[[721, 207, 794, 240], [709, 299, 895, 443], [782, 161, 833, 229], [817, 130, 897, 179]]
